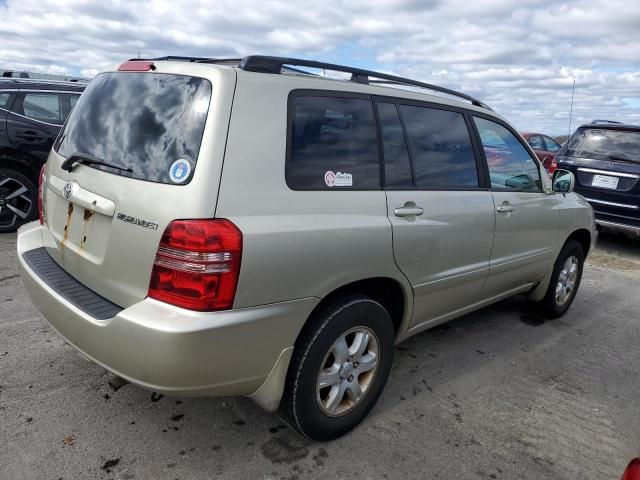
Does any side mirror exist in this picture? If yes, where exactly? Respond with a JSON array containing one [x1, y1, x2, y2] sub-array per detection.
[[552, 169, 575, 194]]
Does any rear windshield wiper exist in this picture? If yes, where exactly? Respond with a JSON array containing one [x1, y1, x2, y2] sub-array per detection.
[[61, 152, 133, 173]]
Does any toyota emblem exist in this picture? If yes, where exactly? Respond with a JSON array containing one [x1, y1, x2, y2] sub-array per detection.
[[62, 182, 74, 199]]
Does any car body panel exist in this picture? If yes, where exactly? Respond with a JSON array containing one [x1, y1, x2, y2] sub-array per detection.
[[521, 132, 561, 174], [557, 123, 640, 235], [17, 60, 596, 411], [0, 80, 84, 174], [386, 190, 494, 327], [40, 64, 237, 308]]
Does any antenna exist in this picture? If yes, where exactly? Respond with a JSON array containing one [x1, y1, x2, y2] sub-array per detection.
[[568, 78, 576, 137]]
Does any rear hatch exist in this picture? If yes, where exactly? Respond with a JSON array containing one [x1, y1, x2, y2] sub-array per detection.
[[557, 126, 640, 225], [40, 63, 236, 308]]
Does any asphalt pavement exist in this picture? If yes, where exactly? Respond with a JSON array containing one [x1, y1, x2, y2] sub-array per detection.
[[1, 230, 639, 480]]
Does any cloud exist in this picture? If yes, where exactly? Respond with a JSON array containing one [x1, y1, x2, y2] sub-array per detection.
[[0, 0, 638, 133]]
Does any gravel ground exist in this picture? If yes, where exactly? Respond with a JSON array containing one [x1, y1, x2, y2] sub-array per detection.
[[1, 230, 639, 480]]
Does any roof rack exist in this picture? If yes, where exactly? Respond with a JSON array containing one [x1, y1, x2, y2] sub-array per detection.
[[0, 77, 88, 86], [136, 56, 243, 66], [238, 55, 492, 110], [590, 119, 623, 125]]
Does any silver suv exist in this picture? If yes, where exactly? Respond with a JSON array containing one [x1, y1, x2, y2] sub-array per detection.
[[17, 56, 596, 441]]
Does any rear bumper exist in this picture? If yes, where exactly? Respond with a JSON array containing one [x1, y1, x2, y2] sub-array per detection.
[[17, 222, 317, 399], [595, 219, 640, 238]]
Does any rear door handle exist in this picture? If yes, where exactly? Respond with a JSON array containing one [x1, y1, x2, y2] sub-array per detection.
[[496, 202, 515, 213], [394, 204, 424, 217], [16, 130, 44, 141]]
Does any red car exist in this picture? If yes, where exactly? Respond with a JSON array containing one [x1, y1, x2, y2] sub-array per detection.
[[521, 132, 562, 174]]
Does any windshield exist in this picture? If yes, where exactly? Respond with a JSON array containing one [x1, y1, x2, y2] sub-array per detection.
[[55, 72, 212, 184], [566, 128, 640, 163]]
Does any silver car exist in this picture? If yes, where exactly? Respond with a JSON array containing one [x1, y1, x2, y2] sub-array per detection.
[[17, 56, 596, 441]]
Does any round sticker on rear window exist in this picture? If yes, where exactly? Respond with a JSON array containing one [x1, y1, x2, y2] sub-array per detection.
[[169, 159, 191, 183]]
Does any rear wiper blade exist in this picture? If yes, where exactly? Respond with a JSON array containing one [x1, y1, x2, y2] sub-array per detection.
[[61, 152, 133, 173]]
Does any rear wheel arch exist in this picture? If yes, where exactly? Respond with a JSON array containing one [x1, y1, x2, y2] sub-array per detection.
[[298, 277, 409, 344]]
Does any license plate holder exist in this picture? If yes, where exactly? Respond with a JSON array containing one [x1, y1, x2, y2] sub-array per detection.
[[592, 174, 619, 189]]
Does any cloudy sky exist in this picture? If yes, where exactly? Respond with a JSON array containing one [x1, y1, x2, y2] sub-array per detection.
[[1, 0, 638, 134]]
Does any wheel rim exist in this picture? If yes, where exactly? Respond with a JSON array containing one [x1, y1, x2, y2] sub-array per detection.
[[555, 255, 579, 306], [316, 326, 379, 417], [0, 175, 33, 228]]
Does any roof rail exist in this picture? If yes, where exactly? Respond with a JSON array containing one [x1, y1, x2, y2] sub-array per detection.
[[590, 119, 623, 125], [1, 77, 88, 86], [238, 55, 492, 110], [137, 56, 243, 65]]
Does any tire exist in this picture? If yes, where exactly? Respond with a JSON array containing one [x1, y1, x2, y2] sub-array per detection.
[[280, 295, 395, 441], [0, 168, 38, 233], [536, 240, 585, 319]]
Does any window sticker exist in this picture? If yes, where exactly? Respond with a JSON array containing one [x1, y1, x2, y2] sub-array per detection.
[[324, 171, 353, 187], [169, 159, 192, 183]]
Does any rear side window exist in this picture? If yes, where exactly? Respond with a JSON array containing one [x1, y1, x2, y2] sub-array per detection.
[[543, 135, 561, 152], [287, 95, 380, 189], [56, 73, 212, 185], [23, 93, 63, 124], [566, 128, 640, 163], [399, 105, 478, 188], [474, 117, 542, 191], [0, 93, 10, 109]]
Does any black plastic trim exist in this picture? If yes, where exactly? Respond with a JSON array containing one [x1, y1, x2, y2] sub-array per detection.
[[239, 55, 493, 111], [22, 248, 123, 320]]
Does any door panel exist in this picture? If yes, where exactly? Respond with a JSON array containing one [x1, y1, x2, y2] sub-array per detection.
[[487, 191, 560, 294], [377, 100, 495, 327], [473, 116, 560, 296], [387, 191, 495, 325]]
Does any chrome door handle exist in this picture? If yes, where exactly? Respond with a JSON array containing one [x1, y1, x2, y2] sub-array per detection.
[[496, 202, 515, 213], [394, 205, 424, 217]]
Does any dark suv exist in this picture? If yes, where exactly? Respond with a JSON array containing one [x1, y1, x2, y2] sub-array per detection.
[[0, 79, 85, 232], [557, 122, 640, 238]]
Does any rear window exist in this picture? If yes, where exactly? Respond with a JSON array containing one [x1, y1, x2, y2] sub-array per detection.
[[55, 72, 212, 184], [566, 128, 640, 163], [287, 94, 380, 189]]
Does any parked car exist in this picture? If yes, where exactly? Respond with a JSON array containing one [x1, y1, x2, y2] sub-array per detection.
[[0, 78, 85, 232], [521, 132, 562, 174], [17, 56, 595, 441], [556, 122, 640, 238]]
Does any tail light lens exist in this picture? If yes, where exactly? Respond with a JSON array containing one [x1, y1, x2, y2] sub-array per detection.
[[148, 219, 242, 311], [37, 165, 46, 224], [547, 157, 558, 175]]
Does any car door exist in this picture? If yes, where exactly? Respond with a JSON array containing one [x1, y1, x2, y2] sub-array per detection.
[[473, 116, 560, 296], [378, 100, 495, 328], [6, 91, 64, 163]]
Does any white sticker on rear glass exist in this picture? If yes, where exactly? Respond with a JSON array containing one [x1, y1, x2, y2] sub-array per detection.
[[324, 171, 352, 187], [169, 159, 191, 183]]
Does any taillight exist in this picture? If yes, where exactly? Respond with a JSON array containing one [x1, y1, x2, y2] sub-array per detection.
[[547, 157, 558, 175], [37, 164, 46, 224], [148, 219, 242, 311]]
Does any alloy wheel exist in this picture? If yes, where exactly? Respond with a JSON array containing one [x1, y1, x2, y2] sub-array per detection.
[[555, 255, 579, 306], [316, 326, 379, 417]]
